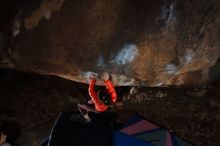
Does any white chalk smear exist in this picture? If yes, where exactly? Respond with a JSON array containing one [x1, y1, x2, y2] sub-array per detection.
[[81, 71, 98, 81], [154, 82, 164, 87], [118, 75, 135, 86], [44, 12, 51, 20], [166, 4, 176, 25], [161, 3, 176, 28], [165, 63, 177, 74], [180, 50, 194, 65], [161, 5, 169, 20], [96, 55, 105, 67], [110, 43, 138, 65]]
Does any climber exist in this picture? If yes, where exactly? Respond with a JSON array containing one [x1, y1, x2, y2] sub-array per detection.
[[78, 72, 117, 121]]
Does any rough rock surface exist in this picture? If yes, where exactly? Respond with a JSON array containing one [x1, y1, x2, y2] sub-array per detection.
[[1, 0, 220, 86]]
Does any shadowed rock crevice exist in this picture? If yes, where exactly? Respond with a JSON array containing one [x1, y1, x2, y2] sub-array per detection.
[[209, 57, 220, 81]]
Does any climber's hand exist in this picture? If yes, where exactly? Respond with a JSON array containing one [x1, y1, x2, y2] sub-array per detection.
[[101, 72, 110, 81], [89, 73, 97, 80]]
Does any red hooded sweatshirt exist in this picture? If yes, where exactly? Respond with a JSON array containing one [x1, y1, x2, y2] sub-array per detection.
[[88, 79, 117, 112]]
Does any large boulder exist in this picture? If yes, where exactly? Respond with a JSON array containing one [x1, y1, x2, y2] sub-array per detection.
[[1, 0, 220, 86]]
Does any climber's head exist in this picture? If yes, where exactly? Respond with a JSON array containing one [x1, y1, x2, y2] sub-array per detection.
[[97, 90, 112, 106]]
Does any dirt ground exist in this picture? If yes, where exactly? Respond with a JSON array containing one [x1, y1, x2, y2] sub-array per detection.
[[0, 68, 220, 146]]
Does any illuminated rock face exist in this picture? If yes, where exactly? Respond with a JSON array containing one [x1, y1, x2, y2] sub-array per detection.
[[1, 0, 220, 86]]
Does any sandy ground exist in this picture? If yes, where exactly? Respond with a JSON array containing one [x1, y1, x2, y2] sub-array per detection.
[[0, 68, 220, 146]]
